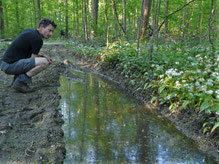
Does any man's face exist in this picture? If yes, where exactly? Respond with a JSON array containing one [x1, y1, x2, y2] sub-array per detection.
[[39, 24, 55, 39]]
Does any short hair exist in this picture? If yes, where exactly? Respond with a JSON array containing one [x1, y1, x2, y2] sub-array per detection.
[[38, 18, 57, 29]]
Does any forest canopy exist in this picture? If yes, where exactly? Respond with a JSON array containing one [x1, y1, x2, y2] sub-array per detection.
[[0, 0, 217, 44]]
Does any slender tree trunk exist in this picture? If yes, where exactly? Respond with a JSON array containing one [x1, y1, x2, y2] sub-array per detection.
[[15, 0, 20, 30], [91, 0, 98, 39], [182, 0, 187, 39], [32, 0, 37, 28], [199, 0, 204, 43], [122, 0, 126, 34], [112, 0, 127, 38], [140, 0, 152, 40], [103, 0, 109, 47], [112, 1, 118, 40], [0, 0, 4, 37], [37, 0, 41, 21], [75, 0, 79, 36], [208, 0, 216, 44], [155, 0, 161, 43], [164, 0, 169, 36], [82, 0, 88, 42], [137, 0, 145, 50], [134, 8, 138, 29], [65, 0, 68, 38]]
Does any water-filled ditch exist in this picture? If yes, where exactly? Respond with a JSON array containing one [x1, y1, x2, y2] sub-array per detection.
[[59, 69, 217, 164]]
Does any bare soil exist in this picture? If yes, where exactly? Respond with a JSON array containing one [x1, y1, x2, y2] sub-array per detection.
[[0, 44, 218, 163], [0, 45, 71, 163]]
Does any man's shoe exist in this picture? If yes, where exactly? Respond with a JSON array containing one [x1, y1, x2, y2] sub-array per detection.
[[12, 83, 34, 93]]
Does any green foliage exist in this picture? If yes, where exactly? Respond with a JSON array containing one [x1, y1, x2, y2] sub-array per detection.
[[95, 40, 219, 135]]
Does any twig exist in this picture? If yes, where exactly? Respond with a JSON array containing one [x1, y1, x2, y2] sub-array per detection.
[[25, 140, 35, 157]]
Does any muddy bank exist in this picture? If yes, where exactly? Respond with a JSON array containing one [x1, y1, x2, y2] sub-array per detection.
[[69, 53, 219, 161], [0, 45, 71, 163]]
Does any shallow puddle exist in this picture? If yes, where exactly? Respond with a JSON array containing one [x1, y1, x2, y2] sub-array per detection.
[[59, 70, 217, 164]]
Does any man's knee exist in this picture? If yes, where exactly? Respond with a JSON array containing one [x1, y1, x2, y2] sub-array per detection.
[[35, 58, 49, 69]]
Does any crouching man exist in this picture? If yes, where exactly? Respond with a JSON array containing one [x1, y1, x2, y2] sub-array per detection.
[[0, 18, 57, 93]]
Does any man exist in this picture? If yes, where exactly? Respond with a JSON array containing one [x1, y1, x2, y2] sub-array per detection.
[[0, 18, 57, 93]]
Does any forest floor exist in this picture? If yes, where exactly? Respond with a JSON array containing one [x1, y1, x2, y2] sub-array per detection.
[[0, 44, 218, 163]]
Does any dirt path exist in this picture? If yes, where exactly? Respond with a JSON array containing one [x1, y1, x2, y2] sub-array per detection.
[[0, 45, 70, 163]]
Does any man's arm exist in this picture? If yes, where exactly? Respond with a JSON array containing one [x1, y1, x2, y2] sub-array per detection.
[[31, 54, 54, 64]]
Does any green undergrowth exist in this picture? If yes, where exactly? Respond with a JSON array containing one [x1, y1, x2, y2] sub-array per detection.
[[68, 40, 219, 136], [0, 42, 10, 51]]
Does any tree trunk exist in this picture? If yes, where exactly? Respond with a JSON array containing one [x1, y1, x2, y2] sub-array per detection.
[[74, 0, 79, 36], [103, 0, 109, 47], [112, 0, 118, 40], [37, 0, 41, 21], [32, 0, 37, 28], [0, 0, 4, 37], [82, 0, 88, 42], [65, 0, 68, 38], [91, 0, 98, 39], [122, 0, 126, 34], [134, 8, 138, 29], [15, 0, 20, 30], [137, 0, 145, 50], [164, 0, 169, 36], [182, 0, 187, 39], [155, 0, 161, 43], [199, 0, 203, 42], [140, 0, 152, 40], [208, 0, 216, 44]]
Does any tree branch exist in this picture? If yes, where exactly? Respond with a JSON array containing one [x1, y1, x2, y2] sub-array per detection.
[[112, 0, 127, 38], [158, 0, 196, 32]]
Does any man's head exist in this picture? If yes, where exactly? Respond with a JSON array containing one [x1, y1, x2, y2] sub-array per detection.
[[37, 18, 57, 39]]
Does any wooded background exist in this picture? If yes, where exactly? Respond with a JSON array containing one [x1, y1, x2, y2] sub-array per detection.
[[0, 0, 218, 44]]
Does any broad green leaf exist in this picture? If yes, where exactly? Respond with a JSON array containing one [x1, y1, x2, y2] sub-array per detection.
[[130, 80, 135, 86], [210, 122, 219, 134], [203, 127, 208, 134], [200, 101, 210, 112], [206, 107, 219, 113], [158, 86, 166, 93], [182, 100, 190, 109], [202, 122, 209, 128], [150, 96, 157, 103]]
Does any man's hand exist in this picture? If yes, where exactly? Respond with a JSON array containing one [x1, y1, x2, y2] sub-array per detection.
[[44, 55, 54, 64]]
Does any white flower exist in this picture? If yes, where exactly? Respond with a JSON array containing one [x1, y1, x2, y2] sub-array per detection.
[[200, 85, 207, 91], [196, 69, 201, 73], [175, 81, 181, 87], [183, 84, 189, 88], [175, 62, 179, 65], [167, 95, 171, 100], [191, 63, 198, 66], [207, 79, 214, 86], [206, 90, 213, 94], [195, 81, 201, 87], [215, 90, 219, 95], [159, 75, 164, 78], [199, 78, 205, 82]]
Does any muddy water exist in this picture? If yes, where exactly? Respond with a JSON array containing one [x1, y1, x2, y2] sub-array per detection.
[[59, 70, 217, 164]]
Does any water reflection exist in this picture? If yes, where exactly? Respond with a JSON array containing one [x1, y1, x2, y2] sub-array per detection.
[[59, 72, 216, 164]]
